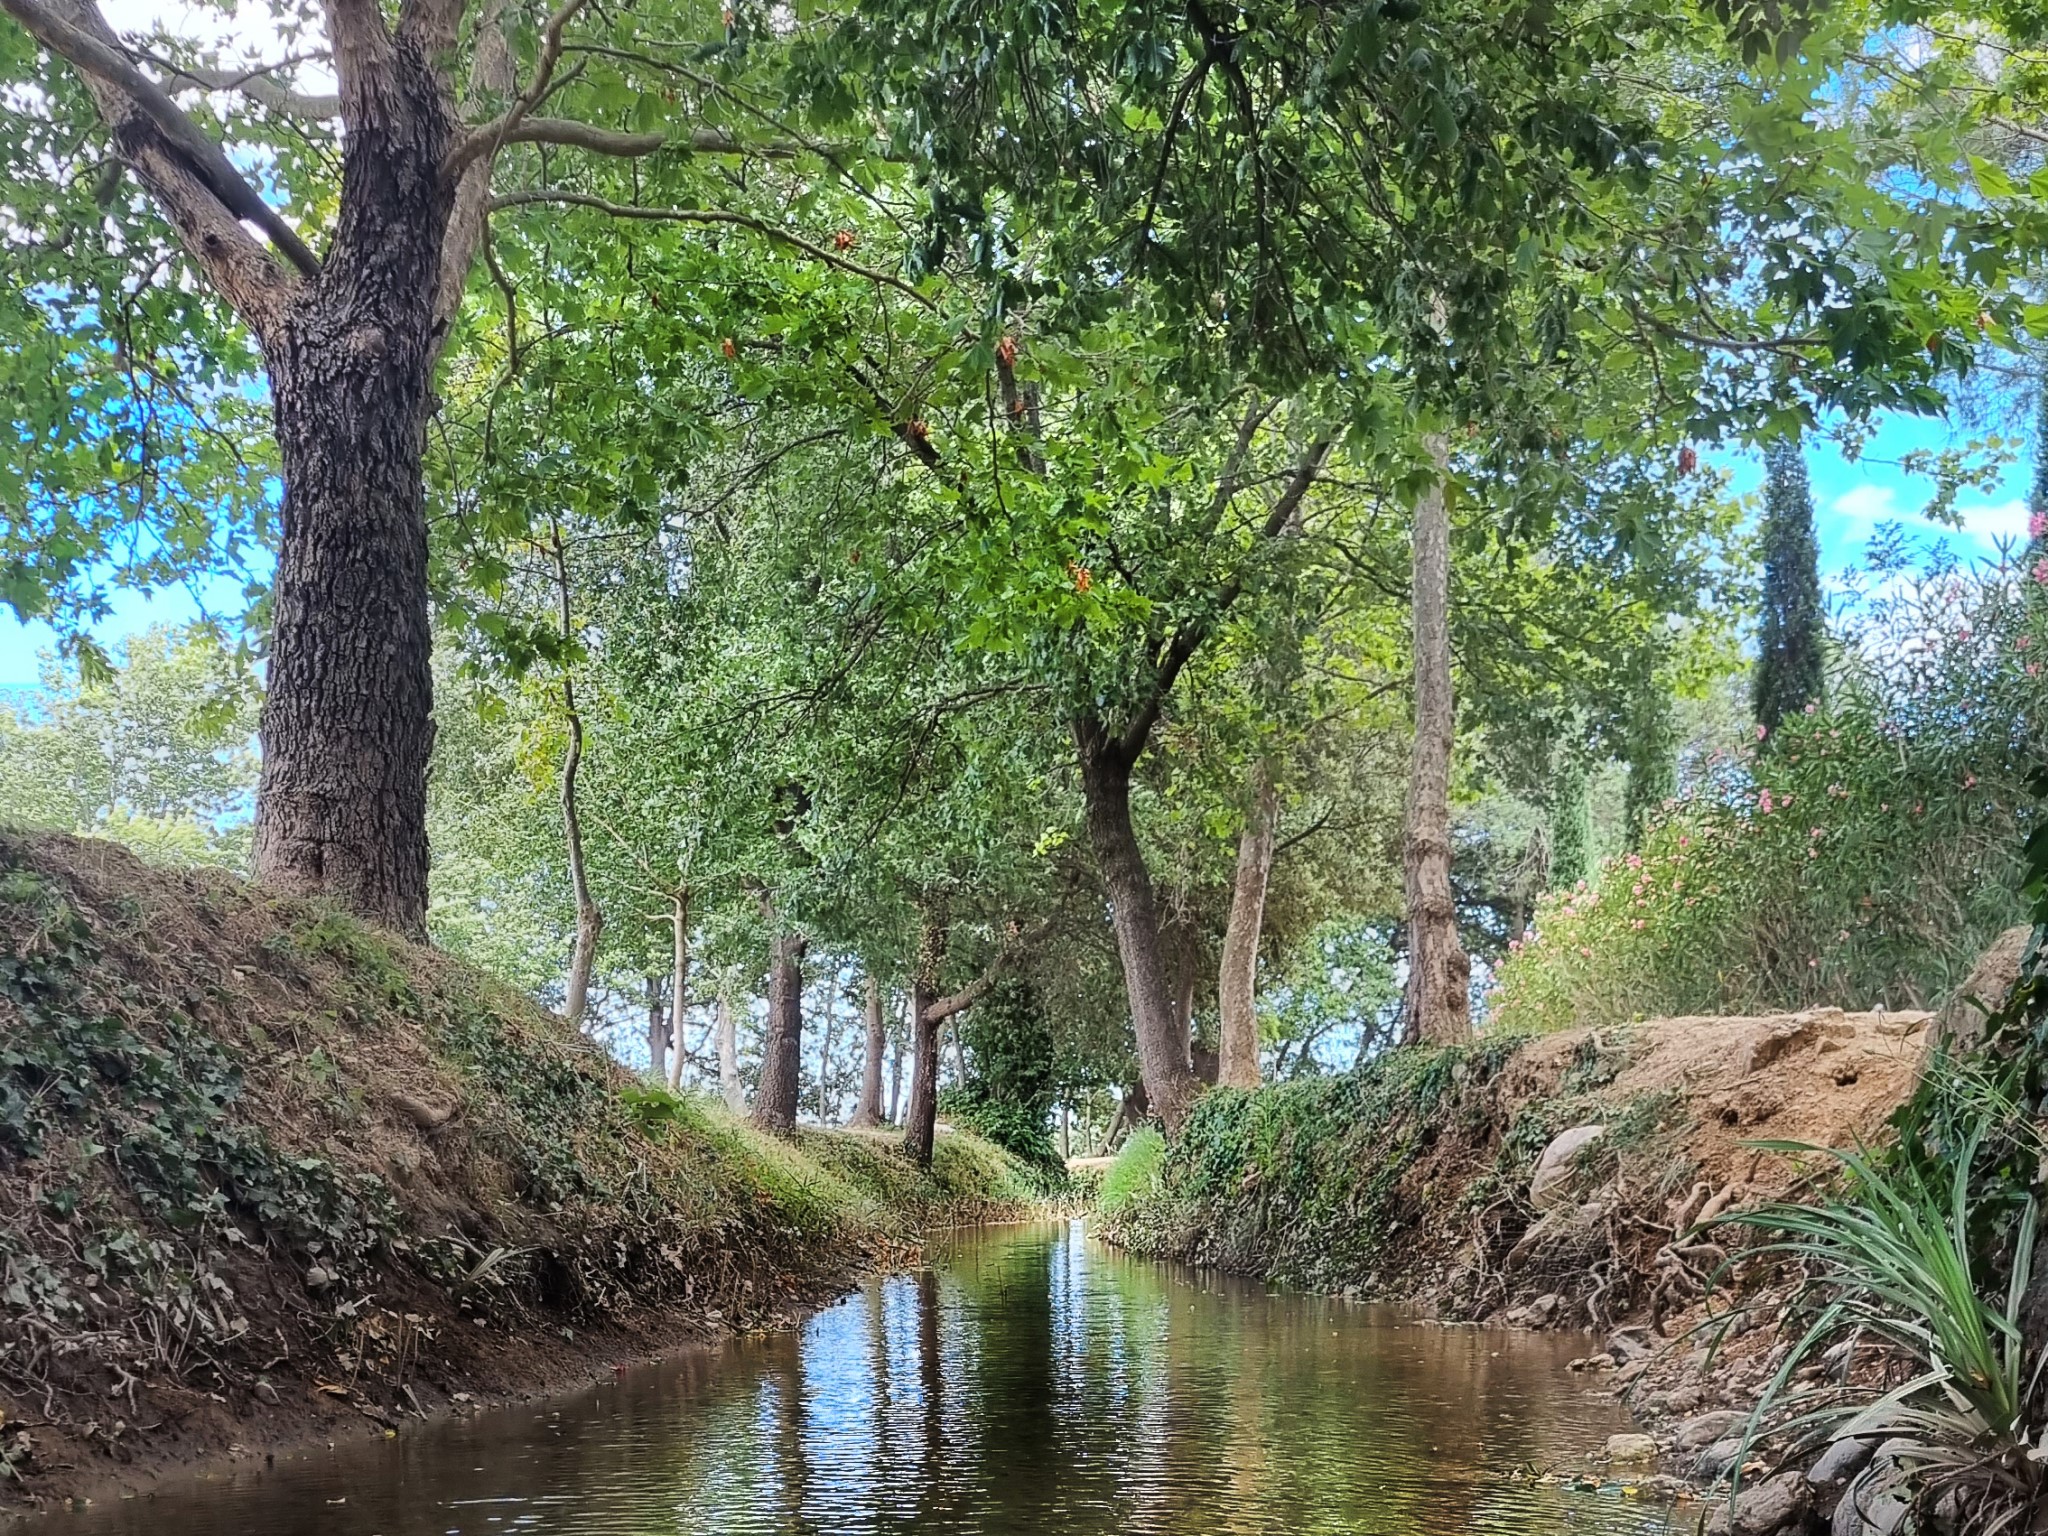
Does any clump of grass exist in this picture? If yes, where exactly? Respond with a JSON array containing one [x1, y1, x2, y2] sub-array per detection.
[[1098, 1128, 1165, 1216]]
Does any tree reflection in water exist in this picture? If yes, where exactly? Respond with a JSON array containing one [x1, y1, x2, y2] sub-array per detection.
[[60, 1222, 1681, 1535]]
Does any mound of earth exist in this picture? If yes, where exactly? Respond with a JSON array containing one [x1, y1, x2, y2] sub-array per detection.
[[0, 830, 1038, 1511]]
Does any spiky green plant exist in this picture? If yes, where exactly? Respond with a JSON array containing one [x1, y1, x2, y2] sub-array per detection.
[[1708, 1121, 2043, 1534]]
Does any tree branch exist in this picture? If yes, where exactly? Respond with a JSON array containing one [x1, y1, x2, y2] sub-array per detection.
[[323, 0, 397, 128], [442, 0, 586, 177], [2, 0, 313, 327], [486, 189, 934, 307], [147, 56, 339, 119], [919, 916, 1056, 1026], [1115, 434, 1331, 761]]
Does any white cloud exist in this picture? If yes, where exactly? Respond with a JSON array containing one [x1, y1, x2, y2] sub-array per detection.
[[1955, 497, 2033, 544], [1830, 484, 1900, 522]]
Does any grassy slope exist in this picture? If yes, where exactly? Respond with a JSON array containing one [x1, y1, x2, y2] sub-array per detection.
[[0, 830, 1039, 1507]]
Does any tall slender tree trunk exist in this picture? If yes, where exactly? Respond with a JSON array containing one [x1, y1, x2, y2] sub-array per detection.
[[751, 927, 807, 1134], [1401, 440, 1472, 1045], [817, 969, 840, 1123], [902, 917, 947, 1169], [849, 974, 887, 1128], [888, 1018, 904, 1125], [717, 992, 744, 1113], [249, 47, 455, 937], [550, 522, 602, 1032], [558, 686, 603, 1031], [667, 891, 690, 1091], [1218, 763, 1278, 1088], [646, 974, 667, 1083], [1076, 724, 1203, 1130]]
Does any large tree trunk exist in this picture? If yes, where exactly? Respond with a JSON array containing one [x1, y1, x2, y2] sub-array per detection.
[[251, 45, 454, 936], [1217, 764, 1278, 1089], [751, 928, 807, 1134], [1401, 442, 1472, 1046], [1076, 724, 1203, 1131], [716, 992, 744, 1112], [667, 892, 690, 1091], [848, 974, 887, 1128], [645, 974, 667, 1083], [902, 918, 947, 1169]]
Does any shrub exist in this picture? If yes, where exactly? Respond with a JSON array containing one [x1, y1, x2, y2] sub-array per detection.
[[1490, 556, 2043, 1029]]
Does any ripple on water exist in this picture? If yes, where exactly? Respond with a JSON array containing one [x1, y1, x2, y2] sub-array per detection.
[[57, 1222, 1684, 1536]]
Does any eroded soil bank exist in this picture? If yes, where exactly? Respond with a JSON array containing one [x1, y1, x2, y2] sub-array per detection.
[[0, 832, 1042, 1513], [1099, 1007, 1941, 1532]]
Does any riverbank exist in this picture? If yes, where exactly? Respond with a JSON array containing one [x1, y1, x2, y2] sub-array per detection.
[[1096, 1008, 1940, 1529], [0, 831, 1045, 1513]]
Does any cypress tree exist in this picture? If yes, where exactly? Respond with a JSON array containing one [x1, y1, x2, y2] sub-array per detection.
[[1753, 439, 1826, 734], [1623, 677, 1676, 850], [1549, 754, 1591, 890]]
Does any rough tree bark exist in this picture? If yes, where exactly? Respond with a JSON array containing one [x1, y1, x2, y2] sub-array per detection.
[[667, 890, 690, 1091], [1076, 727, 1204, 1132], [901, 918, 948, 1169], [716, 992, 744, 1112], [1, 0, 772, 933], [848, 974, 887, 1128], [887, 1018, 904, 1125], [1217, 764, 1278, 1088], [751, 926, 807, 1134], [901, 913, 1051, 1168], [1401, 439, 1472, 1045]]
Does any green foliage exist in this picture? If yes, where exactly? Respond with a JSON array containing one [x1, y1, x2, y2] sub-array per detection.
[[0, 862, 398, 1287], [1754, 441, 1827, 733], [1712, 1116, 2042, 1526], [1258, 922, 1400, 1072], [1622, 656, 1678, 851], [1549, 754, 1592, 891], [1491, 557, 2043, 1029], [1097, 1128, 1166, 1217], [1098, 1042, 1522, 1287], [0, 625, 258, 868], [943, 978, 1064, 1175]]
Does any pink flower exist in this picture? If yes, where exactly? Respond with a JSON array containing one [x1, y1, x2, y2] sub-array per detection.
[[1678, 835, 1691, 848], [2018, 635, 2032, 651], [2034, 557, 2048, 585], [1756, 723, 1768, 740], [1804, 701, 1817, 715], [2031, 663, 2042, 677], [1811, 827, 1824, 838], [1579, 946, 1593, 959], [2032, 510, 2047, 539], [1631, 919, 1645, 930], [1808, 957, 1819, 968], [1964, 774, 1978, 789], [1759, 788, 1775, 814]]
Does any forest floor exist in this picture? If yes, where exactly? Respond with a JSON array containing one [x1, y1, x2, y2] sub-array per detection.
[[0, 830, 1046, 1515]]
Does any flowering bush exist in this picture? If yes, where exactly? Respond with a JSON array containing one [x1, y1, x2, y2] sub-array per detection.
[[1489, 553, 2045, 1030]]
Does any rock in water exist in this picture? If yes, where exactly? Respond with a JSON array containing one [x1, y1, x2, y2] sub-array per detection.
[[1603, 1433, 1659, 1462]]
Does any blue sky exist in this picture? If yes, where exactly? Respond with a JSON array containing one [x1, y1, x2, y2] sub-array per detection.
[[0, 407, 2035, 691]]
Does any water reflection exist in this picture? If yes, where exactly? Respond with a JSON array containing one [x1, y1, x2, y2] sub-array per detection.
[[57, 1222, 1680, 1535]]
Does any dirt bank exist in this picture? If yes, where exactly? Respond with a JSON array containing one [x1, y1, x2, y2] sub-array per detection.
[[1101, 1007, 1926, 1318], [0, 831, 1042, 1513]]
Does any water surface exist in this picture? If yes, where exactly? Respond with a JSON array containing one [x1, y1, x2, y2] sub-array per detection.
[[63, 1222, 1679, 1535]]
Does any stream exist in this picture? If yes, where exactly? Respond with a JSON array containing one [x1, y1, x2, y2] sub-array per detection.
[[59, 1221, 1682, 1534]]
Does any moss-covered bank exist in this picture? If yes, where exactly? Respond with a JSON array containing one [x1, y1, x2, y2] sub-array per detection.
[[0, 831, 1041, 1511]]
